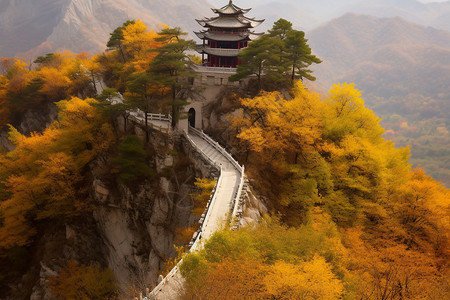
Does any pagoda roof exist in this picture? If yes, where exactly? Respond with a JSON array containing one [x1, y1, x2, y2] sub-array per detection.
[[194, 30, 263, 42], [212, 1, 251, 15], [196, 15, 264, 29], [196, 46, 241, 57]]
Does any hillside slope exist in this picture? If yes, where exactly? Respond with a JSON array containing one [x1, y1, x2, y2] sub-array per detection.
[[309, 13, 450, 97], [309, 13, 450, 186], [209, 0, 450, 31]]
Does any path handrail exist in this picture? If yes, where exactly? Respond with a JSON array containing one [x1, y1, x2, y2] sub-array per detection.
[[188, 126, 246, 225], [147, 113, 172, 123], [230, 166, 245, 223], [128, 114, 170, 134], [188, 127, 243, 172]]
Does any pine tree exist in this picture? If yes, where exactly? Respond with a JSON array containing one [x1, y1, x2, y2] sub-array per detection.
[[149, 27, 196, 128]]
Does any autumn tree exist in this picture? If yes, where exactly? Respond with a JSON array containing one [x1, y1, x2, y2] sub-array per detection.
[[180, 217, 347, 299], [49, 261, 118, 300], [0, 97, 113, 249], [190, 178, 216, 216], [101, 20, 161, 93], [106, 20, 136, 62], [232, 81, 326, 224], [264, 256, 344, 299]]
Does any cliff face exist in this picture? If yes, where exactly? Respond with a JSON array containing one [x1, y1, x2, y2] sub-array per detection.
[[0, 103, 58, 151], [4, 119, 208, 299]]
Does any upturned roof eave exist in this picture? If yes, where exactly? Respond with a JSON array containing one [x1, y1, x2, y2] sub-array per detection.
[[211, 1, 252, 15]]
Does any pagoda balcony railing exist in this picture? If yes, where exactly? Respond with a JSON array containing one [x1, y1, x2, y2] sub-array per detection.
[[207, 30, 250, 36]]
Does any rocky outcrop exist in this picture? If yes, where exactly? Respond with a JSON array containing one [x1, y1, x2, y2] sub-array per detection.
[[8, 123, 204, 299], [0, 102, 58, 151], [86, 129, 201, 294]]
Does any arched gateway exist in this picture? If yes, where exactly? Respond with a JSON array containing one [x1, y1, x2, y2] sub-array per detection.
[[188, 108, 196, 128]]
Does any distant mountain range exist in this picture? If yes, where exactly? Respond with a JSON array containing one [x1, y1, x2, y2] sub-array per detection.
[[0, 0, 211, 58], [308, 13, 450, 98], [210, 0, 450, 32], [3, 0, 450, 58], [307, 13, 450, 187]]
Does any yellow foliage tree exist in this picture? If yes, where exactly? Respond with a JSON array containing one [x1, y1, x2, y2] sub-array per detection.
[[38, 67, 70, 100], [0, 97, 113, 249], [323, 82, 384, 143], [264, 256, 344, 300], [235, 81, 322, 161], [122, 20, 161, 71], [190, 178, 216, 216]]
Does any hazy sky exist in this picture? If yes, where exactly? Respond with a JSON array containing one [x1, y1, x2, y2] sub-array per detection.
[[209, 0, 449, 4]]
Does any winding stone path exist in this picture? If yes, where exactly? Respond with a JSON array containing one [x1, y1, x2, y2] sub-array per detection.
[[146, 125, 242, 300]]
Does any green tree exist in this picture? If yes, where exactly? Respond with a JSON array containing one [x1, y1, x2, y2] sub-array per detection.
[[96, 88, 132, 132], [112, 135, 154, 184], [149, 27, 196, 128], [230, 18, 321, 90], [125, 71, 157, 141], [229, 35, 283, 91], [285, 29, 322, 81], [106, 20, 136, 62], [268, 18, 293, 41]]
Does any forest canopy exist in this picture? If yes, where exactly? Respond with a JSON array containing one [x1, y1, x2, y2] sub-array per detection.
[[181, 81, 450, 299], [0, 17, 448, 300]]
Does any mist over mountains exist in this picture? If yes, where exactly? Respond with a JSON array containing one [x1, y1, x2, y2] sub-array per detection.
[[3, 0, 450, 58], [210, 0, 450, 31], [0, 0, 210, 58], [309, 13, 450, 98]]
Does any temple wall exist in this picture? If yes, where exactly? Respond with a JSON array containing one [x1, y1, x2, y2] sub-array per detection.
[[193, 70, 240, 87]]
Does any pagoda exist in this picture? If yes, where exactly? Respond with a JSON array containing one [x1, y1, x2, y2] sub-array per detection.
[[195, 0, 264, 68]]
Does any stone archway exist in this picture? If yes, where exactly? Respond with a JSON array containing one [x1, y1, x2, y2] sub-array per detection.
[[188, 108, 196, 128]]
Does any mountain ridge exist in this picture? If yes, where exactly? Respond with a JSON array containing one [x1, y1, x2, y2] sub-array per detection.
[[0, 0, 210, 58], [308, 13, 450, 186]]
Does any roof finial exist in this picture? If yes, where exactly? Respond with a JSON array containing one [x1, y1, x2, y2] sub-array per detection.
[[229, 0, 232, 4]]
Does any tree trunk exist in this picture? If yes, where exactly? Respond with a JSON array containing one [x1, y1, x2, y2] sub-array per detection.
[[123, 113, 128, 132], [145, 111, 149, 143], [257, 63, 263, 91], [171, 84, 176, 129], [119, 45, 126, 63]]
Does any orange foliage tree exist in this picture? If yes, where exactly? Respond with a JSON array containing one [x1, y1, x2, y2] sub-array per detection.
[[48, 261, 117, 299], [0, 97, 113, 249]]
